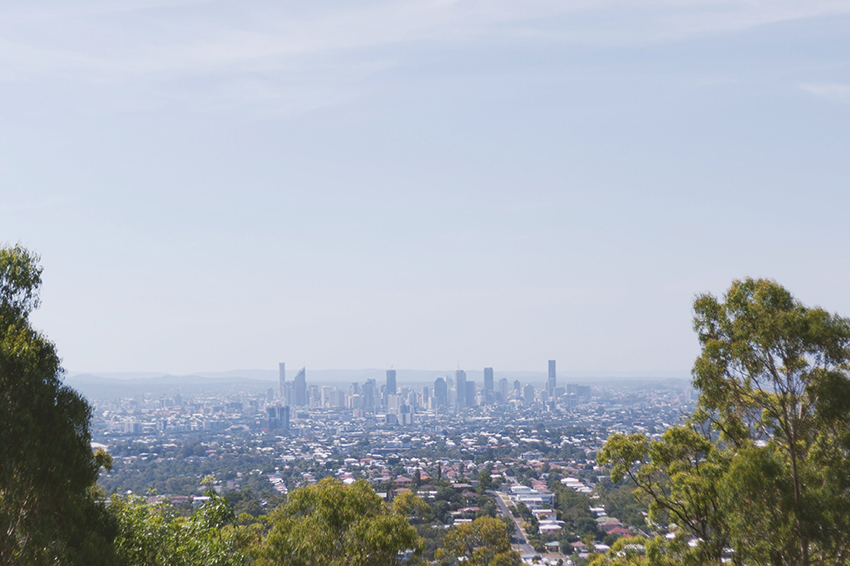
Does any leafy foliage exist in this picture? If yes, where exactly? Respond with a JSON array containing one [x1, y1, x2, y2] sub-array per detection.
[[599, 278, 850, 566], [597, 483, 647, 530], [0, 245, 117, 565], [588, 535, 684, 566], [548, 481, 600, 542], [435, 515, 522, 566], [258, 477, 422, 566], [112, 486, 248, 566]]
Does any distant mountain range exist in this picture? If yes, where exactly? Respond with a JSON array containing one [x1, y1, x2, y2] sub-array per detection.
[[64, 373, 274, 400]]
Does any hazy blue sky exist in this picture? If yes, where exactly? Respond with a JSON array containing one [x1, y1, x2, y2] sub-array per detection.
[[2, 0, 849, 375]]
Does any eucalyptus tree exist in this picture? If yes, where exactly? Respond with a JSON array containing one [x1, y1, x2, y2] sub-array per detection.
[[259, 478, 422, 566], [112, 485, 248, 566], [435, 516, 521, 566], [599, 278, 850, 566], [0, 245, 115, 565]]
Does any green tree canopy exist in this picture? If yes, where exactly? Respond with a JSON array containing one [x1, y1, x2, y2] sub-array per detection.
[[0, 245, 115, 565], [258, 477, 422, 566], [112, 486, 247, 566], [435, 515, 521, 566], [599, 278, 850, 566], [392, 490, 430, 523], [476, 468, 496, 493]]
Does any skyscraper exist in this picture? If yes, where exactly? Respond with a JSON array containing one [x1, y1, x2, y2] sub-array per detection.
[[386, 369, 397, 395], [498, 378, 508, 402], [266, 405, 291, 430], [547, 360, 556, 398], [279, 362, 285, 399], [283, 381, 293, 407], [264, 406, 278, 430], [434, 377, 447, 408], [455, 370, 467, 408], [385, 369, 397, 409], [279, 405, 290, 430], [466, 380, 476, 407], [362, 379, 376, 413], [483, 367, 494, 404], [523, 383, 535, 406], [294, 367, 307, 407]]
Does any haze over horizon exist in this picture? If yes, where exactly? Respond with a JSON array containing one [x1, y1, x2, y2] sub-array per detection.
[[67, 367, 692, 381], [3, 1, 849, 374]]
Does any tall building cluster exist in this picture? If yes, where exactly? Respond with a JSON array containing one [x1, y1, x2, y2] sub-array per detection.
[[268, 359, 582, 425]]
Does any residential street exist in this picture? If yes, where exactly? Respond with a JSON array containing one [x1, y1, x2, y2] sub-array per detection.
[[489, 489, 536, 558]]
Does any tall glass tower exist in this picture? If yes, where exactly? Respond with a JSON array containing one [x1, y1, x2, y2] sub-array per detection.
[[547, 360, 556, 397], [483, 367, 494, 404], [455, 369, 467, 408], [434, 377, 447, 407], [294, 367, 307, 406], [386, 369, 397, 395]]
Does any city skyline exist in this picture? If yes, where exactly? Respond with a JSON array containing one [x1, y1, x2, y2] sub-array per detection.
[[67, 365, 690, 382], [202, 357, 602, 416]]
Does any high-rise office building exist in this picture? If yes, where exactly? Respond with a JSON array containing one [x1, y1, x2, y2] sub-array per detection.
[[386, 369, 397, 395], [455, 370, 467, 408], [283, 381, 293, 407], [523, 383, 535, 406], [465, 380, 476, 407], [362, 379, 376, 413], [349, 393, 362, 410], [547, 360, 557, 397], [567, 384, 591, 398], [483, 367, 494, 404], [263, 406, 278, 430], [387, 393, 399, 414], [499, 378, 508, 402], [279, 362, 286, 399], [294, 367, 307, 406], [263, 405, 290, 431], [434, 377, 447, 408]]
